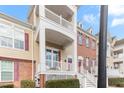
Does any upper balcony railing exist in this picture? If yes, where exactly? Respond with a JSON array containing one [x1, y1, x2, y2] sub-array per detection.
[[45, 8, 74, 31]]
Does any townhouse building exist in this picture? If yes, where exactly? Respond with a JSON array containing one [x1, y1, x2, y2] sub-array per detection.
[[77, 25, 97, 75], [108, 39, 124, 77], [76, 24, 97, 88], [0, 13, 34, 87], [0, 5, 98, 88], [28, 5, 78, 87]]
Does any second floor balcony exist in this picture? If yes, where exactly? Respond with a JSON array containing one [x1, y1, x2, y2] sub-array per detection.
[[44, 7, 74, 31]]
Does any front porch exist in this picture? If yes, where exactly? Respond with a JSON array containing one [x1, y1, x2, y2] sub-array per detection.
[[36, 28, 77, 74]]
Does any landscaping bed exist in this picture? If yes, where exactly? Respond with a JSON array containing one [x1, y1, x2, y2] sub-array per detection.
[[108, 78, 124, 87], [45, 79, 80, 88]]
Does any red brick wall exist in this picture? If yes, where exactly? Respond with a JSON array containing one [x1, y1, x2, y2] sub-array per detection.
[[77, 45, 96, 59], [13, 61, 32, 88], [0, 57, 33, 88]]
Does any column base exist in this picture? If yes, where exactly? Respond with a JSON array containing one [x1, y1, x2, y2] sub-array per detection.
[[39, 74, 46, 88]]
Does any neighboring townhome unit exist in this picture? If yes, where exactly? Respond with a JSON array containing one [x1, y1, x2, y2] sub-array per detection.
[[77, 26, 97, 75], [77, 24, 97, 88], [28, 5, 78, 87], [0, 13, 34, 87], [110, 39, 124, 77]]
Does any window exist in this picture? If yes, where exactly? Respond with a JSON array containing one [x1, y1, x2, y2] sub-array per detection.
[[46, 48, 60, 70], [14, 28, 24, 49], [0, 23, 13, 48], [0, 61, 14, 81], [0, 22, 25, 50], [78, 32, 83, 45], [92, 40, 96, 49], [86, 36, 89, 47]]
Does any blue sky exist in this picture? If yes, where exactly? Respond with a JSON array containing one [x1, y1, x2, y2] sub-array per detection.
[[0, 5, 124, 39], [0, 5, 29, 21], [77, 5, 124, 39]]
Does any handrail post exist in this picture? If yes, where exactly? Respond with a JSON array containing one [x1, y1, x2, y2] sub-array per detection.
[[61, 61, 62, 71], [60, 15, 62, 25]]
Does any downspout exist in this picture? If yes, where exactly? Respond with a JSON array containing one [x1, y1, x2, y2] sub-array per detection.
[[31, 6, 35, 80], [32, 27, 34, 80]]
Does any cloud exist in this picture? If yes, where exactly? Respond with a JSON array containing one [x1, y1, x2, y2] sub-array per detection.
[[83, 14, 96, 25], [108, 5, 124, 17], [111, 18, 124, 27], [108, 5, 124, 27]]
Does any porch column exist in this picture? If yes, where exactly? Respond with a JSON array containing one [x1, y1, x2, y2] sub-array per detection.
[[39, 27, 46, 73], [74, 7, 77, 73], [39, 26, 46, 88], [39, 5, 45, 17]]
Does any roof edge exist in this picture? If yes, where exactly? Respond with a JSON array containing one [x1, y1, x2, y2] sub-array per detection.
[[0, 12, 33, 30]]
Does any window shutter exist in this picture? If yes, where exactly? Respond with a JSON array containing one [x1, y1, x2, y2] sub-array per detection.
[[25, 33, 29, 51], [14, 62, 19, 81]]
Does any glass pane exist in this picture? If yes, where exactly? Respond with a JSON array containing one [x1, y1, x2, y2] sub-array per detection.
[[53, 51, 59, 61], [14, 39, 24, 49], [0, 23, 12, 38], [1, 61, 13, 81], [14, 29, 24, 40], [0, 36, 13, 47], [46, 49, 52, 68], [46, 49, 52, 60], [1, 61, 13, 71], [1, 72, 13, 81]]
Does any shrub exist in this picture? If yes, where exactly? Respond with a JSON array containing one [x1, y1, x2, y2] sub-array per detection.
[[45, 79, 80, 88], [108, 78, 124, 87], [116, 82, 124, 87], [21, 80, 35, 88], [0, 84, 14, 88]]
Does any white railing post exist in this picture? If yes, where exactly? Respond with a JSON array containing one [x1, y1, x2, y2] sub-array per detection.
[[84, 76, 86, 88], [61, 61, 62, 71], [107, 75, 108, 88], [60, 15, 62, 25]]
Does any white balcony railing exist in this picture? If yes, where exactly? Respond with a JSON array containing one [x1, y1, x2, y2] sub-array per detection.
[[45, 8, 73, 31], [46, 61, 73, 71]]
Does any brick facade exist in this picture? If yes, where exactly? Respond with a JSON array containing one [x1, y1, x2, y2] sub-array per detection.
[[77, 45, 96, 59], [0, 57, 33, 88], [13, 61, 32, 88], [77, 28, 97, 73]]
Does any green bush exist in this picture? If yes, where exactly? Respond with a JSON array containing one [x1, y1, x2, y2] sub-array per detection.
[[116, 82, 124, 87], [108, 78, 124, 87], [21, 80, 35, 88], [45, 79, 80, 88], [0, 84, 14, 88]]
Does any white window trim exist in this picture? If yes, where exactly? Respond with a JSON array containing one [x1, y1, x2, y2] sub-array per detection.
[[0, 61, 14, 82]]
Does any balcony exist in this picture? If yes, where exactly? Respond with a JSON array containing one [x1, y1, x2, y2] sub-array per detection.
[[45, 8, 73, 31]]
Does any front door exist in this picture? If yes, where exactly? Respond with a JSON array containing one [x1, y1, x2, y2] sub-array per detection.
[[46, 48, 60, 70]]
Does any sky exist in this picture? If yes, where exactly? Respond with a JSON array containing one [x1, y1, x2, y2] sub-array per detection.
[[77, 5, 124, 40], [0, 5, 29, 21], [0, 5, 124, 39]]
